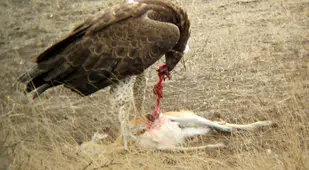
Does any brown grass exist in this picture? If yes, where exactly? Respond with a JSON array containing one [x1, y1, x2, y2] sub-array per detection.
[[1, 0, 309, 169]]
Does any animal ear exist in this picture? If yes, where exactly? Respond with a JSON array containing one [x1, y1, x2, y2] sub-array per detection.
[[145, 114, 155, 122]]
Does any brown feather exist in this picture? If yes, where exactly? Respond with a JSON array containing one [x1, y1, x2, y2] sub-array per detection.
[[18, 0, 191, 98]]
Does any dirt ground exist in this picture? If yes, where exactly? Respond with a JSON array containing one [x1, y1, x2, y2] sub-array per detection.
[[0, 0, 309, 169]]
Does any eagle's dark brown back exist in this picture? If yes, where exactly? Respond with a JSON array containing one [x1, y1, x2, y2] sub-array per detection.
[[18, 0, 190, 98]]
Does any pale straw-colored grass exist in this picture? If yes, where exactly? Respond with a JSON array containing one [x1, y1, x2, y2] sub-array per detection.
[[0, 0, 308, 169]]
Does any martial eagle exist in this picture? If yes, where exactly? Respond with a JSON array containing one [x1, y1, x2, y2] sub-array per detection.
[[18, 0, 190, 149]]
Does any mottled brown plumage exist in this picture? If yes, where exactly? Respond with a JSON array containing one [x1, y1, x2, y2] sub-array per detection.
[[18, 0, 190, 150], [18, 0, 190, 98]]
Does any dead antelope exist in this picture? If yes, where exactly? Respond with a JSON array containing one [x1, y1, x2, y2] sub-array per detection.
[[83, 110, 275, 152]]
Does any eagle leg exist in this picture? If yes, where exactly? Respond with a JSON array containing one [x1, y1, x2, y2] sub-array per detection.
[[133, 72, 148, 115], [110, 76, 138, 150], [118, 105, 130, 150]]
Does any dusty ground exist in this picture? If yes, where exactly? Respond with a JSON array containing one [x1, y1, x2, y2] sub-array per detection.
[[1, 0, 309, 169]]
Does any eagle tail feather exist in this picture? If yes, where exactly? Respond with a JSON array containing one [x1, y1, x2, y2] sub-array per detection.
[[32, 84, 53, 99]]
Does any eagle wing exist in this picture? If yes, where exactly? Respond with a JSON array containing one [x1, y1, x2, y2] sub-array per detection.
[[18, 2, 180, 98]]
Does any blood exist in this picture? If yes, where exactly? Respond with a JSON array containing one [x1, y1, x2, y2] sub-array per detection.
[[147, 64, 170, 130]]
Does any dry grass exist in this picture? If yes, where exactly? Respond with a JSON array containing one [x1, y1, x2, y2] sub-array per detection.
[[1, 0, 309, 169]]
